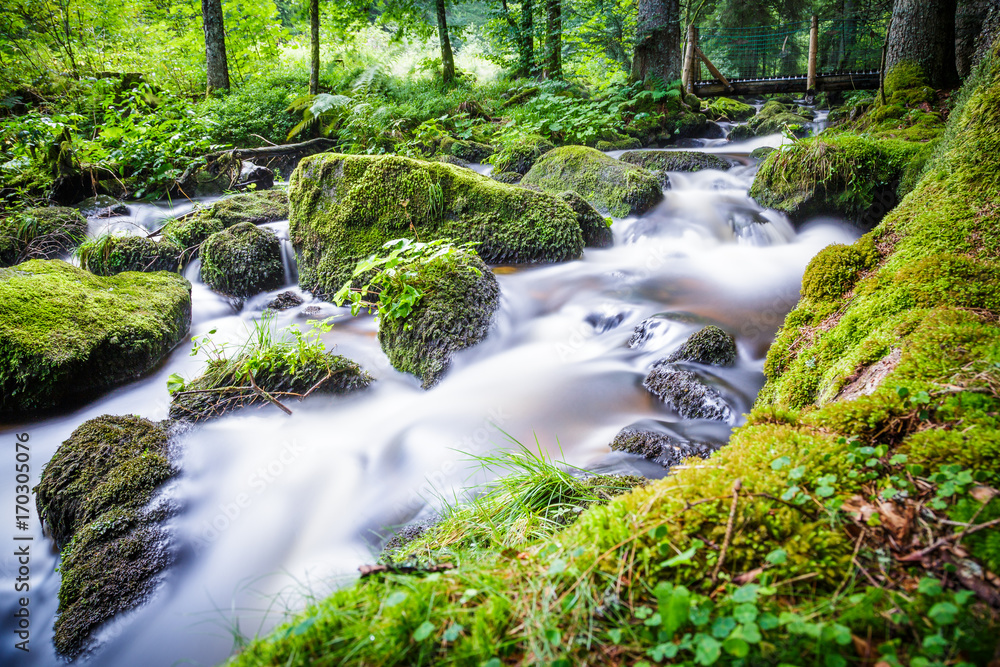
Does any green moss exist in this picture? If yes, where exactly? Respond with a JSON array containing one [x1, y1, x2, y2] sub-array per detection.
[[488, 133, 554, 174], [704, 96, 755, 122], [884, 62, 936, 107], [161, 190, 289, 251], [289, 154, 583, 298], [161, 211, 224, 250], [200, 222, 285, 297], [667, 325, 737, 366], [0, 206, 87, 267], [490, 170, 522, 184], [594, 137, 642, 151], [35, 415, 176, 656], [378, 249, 500, 388], [556, 191, 612, 248], [0, 260, 191, 414], [619, 149, 729, 173], [440, 137, 493, 162], [519, 146, 662, 217], [800, 235, 880, 301], [78, 235, 182, 276]]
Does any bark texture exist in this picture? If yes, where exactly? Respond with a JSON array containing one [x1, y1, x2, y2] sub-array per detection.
[[309, 0, 320, 95], [632, 0, 682, 83], [886, 0, 959, 88], [436, 0, 456, 85], [544, 0, 562, 79], [956, 0, 992, 78], [201, 0, 230, 92]]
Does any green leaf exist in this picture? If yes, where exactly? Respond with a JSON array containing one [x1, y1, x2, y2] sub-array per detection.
[[765, 548, 787, 565], [723, 636, 749, 658], [928, 601, 959, 625], [662, 545, 698, 567], [443, 623, 464, 642], [694, 635, 722, 665], [917, 577, 943, 597], [385, 591, 408, 608], [607, 628, 622, 644], [167, 373, 186, 395], [657, 583, 690, 637], [711, 616, 736, 638], [544, 628, 562, 646], [733, 603, 758, 624], [816, 485, 836, 498], [789, 465, 806, 480], [731, 584, 760, 603], [771, 456, 791, 470], [413, 621, 436, 641]]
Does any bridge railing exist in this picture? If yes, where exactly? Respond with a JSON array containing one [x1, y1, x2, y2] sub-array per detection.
[[690, 17, 886, 85]]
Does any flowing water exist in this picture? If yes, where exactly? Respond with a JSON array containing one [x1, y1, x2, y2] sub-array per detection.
[[0, 117, 857, 667]]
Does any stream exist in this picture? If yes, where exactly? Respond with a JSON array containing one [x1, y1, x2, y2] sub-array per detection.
[[0, 111, 857, 667]]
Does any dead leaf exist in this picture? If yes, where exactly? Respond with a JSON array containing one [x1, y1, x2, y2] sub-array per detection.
[[851, 634, 874, 663], [733, 567, 763, 585], [971, 485, 999, 504], [877, 500, 915, 543], [842, 495, 877, 522]]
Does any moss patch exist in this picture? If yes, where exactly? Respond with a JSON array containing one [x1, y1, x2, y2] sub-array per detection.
[[0, 206, 87, 267], [0, 260, 191, 414], [200, 222, 285, 297], [489, 133, 554, 174], [161, 189, 289, 251], [378, 248, 500, 388], [704, 97, 756, 122], [519, 146, 663, 217], [35, 415, 176, 656], [667, 325, 737, 366], [557, 191, 613, 248], [78, 235, 182, 276], [619, 149, 730, 173], [289, 154, 583, 298]]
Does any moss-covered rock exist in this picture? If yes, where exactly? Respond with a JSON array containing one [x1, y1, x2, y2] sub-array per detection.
[[170, 349, 371, 421], [73, 195, 127, 218], [440, 137, 494, 162], [519, 146, 663, 217], [704, 97, 756, 122], [643, 364, 733, 422], [749, 146, 775, 160], [0, 206, 87, 267], [378, 248, 500, 388], [35, 415, 176, 656], [557, 191, 613, 248], [78, 235, 183, 276], [289, 153, 583, 297], [609, 422, 714, 467], [491, 170, 523, 184], [619, 150, 730, 173], [489, 134, 554, 174], [750, 135, 927, 227], [200, 222, 285, 297], [0, 260, 191, 414], [595, 137, 643, 152], [667, 325, 737, 366], [437, 154, 471, 169], [161, 190, 289, 250], [800, 236, 880, 301]]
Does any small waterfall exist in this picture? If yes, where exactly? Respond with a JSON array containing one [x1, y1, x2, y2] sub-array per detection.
[[261, 221, 299, 286]]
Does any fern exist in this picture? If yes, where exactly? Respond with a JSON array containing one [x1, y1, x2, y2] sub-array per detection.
[[285, 93, 353, 141]]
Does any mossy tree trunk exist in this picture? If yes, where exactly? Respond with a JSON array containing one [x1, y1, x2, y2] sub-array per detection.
[[886, 0, 959, 88], [544, 0, 562, 79], [631, 0, 681, 84], [501, 0, 535, 77], [201, 0, 229, 92], [435, 0, 456, 85], [309, 0, 319, 95]]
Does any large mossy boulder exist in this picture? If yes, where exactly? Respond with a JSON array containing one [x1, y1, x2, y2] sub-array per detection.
[[170, 348, 371, 422], [0, 206, 88, 267], [378, 248, 500, 388], [704, 97, 756, 122], [749, 135, 926, 227], [489, 134, 555, 174], [79, 235, 183, 276], [441, 137, 493, 162], [35, 415, 176, 657], [558, 191, 613, 248], [200, 222, 285, 297], [519, 146, 663, 217], [619, 150, 730, 173], [289, 154, 583, 298], [0, 260, 191, 414], [161, 189, 289, 250]]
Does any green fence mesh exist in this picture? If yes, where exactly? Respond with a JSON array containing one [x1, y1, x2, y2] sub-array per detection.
[[696, 18, 886, 82]]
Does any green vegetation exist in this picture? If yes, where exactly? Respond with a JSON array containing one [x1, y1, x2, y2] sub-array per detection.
[[289, 153, 583, 298], [200, 222, 285, 297], [519, 145, 663, 216], [161, 189, 289, 251], [619, 149, 730, 173], [169, 313, 371, 421], [0, 206, 87, 266], [35, 415, 176, 656], [76, 234, 182, 276], [0, 260, 191, 413]]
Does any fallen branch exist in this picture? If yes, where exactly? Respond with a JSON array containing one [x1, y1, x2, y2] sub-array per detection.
[[898, 517, 1000, 562], [247, 370, 293, 416], [358, 563, 454, 578], [711, 478, 742, 584]]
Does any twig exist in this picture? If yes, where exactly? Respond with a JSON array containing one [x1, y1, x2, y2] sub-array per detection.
[[898, 517, 1000, 562], [711, 479, 742, 585], [358, 563, 454, 578], [247, 370, 293, 416], [832, 528, 866, 599]]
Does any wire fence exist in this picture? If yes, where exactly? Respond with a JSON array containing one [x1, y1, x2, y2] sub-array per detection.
[[696, 18, 886, 82]]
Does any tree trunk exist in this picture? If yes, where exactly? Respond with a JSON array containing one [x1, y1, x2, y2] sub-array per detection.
[[544, 0, 562, 79], [522, 0, 534, 77], [631, 0, 682, 83], [886, 0, 959, 88], [955, 0, 992, 78], [436, 0, 456, 85], [202, 0, 230, 92], [309, 0, 320, 95]]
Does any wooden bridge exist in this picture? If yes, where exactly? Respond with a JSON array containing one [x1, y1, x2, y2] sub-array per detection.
[[682, 16, 887, 98]]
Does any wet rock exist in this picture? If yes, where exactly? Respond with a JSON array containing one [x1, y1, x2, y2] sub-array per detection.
[[619, 150, 730, 173], [437, 154, 471, 169], [558, 191, 613, 248], [643, 364, 733, 422], [35, 415, 177, 657], [440, 137, 493, 163], [267, 290, 304, 311], [628, 312, 714, 350], [610, 422, 715, 468], [74, 195, 128, 218], [161, 190, 289, 251], [702, 121, 727, 139], [79, 235, 183, 276], [200, 222, 285, 297], [237, 161, 274, 191], [289, 154, 582, 298], [381, 519, 439, 561], [595, 137, 643, 151], [750, 146, 775, 160], [520, 146, 663, 217], [491, 170, 523, 184], [0, 260, 191, 414], [0, 206, 87, 267], [667, 325, 737, 366], [379, 248, 500, 389]]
